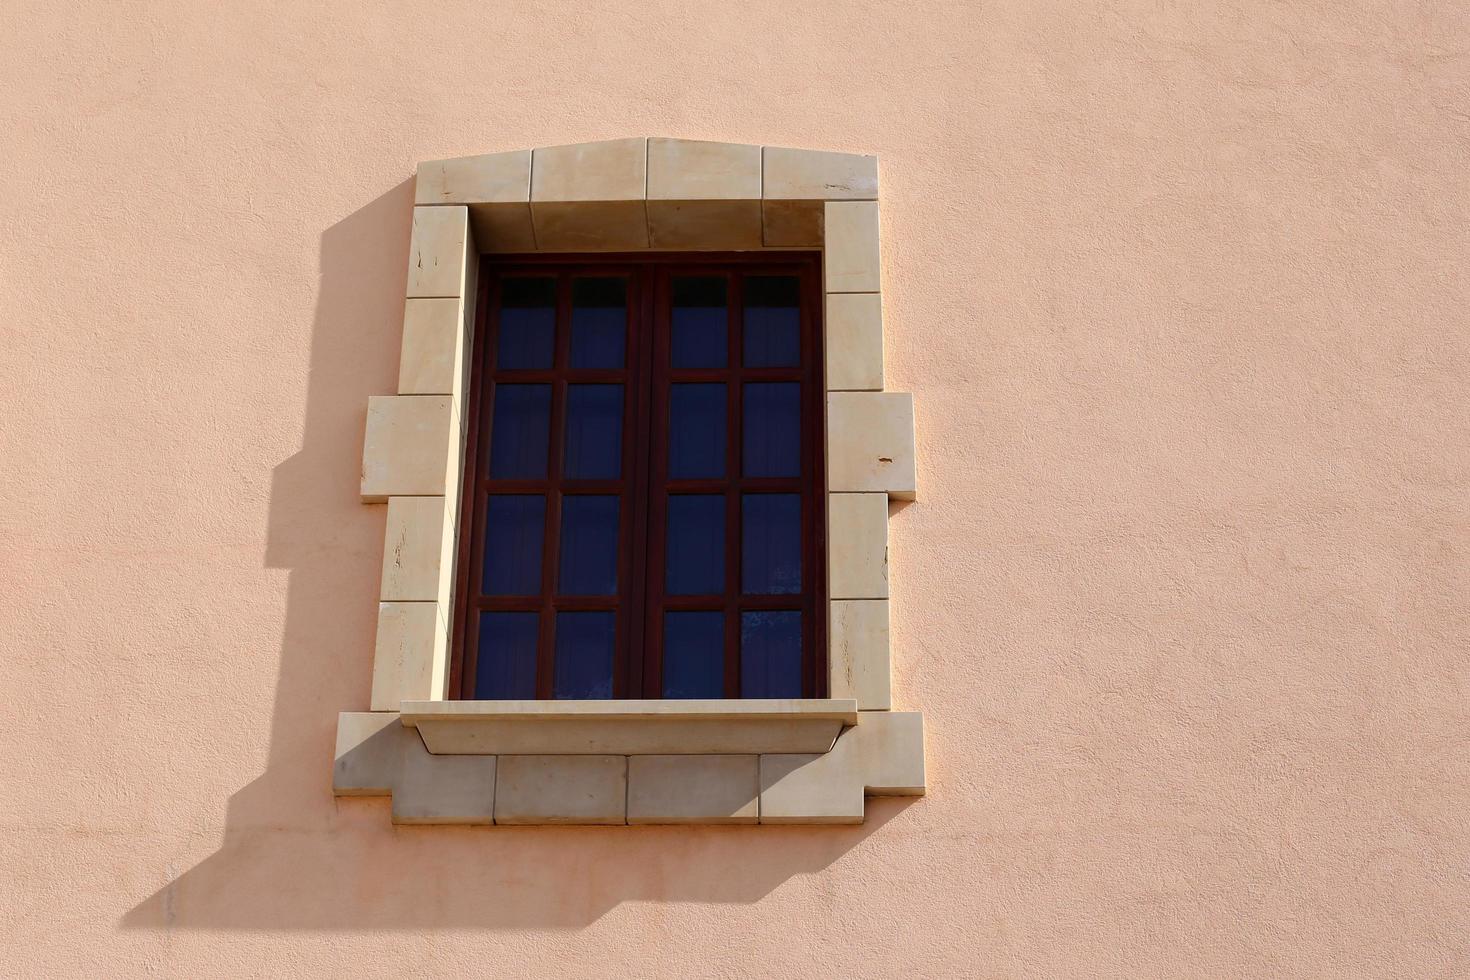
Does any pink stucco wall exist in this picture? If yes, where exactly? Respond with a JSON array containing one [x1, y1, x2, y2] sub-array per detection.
[[5, 1, 1469, 976]]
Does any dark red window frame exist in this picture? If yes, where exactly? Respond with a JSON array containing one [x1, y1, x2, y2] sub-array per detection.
[[449, 252, 826, 700]]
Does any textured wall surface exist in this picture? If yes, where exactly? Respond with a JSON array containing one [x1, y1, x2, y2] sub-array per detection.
[[3, 1, 1469, 976]]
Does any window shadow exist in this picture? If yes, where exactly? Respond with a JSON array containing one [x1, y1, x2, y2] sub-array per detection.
[[119, 180, 913, 932]]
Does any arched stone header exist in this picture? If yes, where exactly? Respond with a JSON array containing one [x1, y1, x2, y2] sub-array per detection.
[[414, 137, 878, 251], [338, 138, 924, 825]]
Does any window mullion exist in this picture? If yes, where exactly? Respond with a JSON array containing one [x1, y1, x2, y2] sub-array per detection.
[[535, 274, 572, 699], [626, 265, 659, 698], [724, 270, 743, 698]]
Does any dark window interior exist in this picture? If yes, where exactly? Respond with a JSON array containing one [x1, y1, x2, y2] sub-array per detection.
[[452, 254, 825, 700]]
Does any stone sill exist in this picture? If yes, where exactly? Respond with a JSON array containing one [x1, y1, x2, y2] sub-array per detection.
[[400, 699, 859, 755]]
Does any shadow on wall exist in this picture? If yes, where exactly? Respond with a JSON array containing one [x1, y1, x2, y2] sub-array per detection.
[[120, 180, 908, 931]]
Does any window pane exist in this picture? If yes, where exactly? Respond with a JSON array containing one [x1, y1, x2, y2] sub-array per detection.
[[741, 493, 801, 594], [564, 384, 623, 479], [570, 277, 626, 369], [671, 276, 727, 368], [483, 495, 545, 595], [557, 495, 619, 595], [489, 384, 551, 478], [741, 611, 802, 698], [666, 494, 725, 594], [663, 611, 725, 698], [743, 276, 801, 367], [475, 611, 539, 699], [669, 383, 726, 478], [743, 382, 801, 477], [497, 278, 556, 369], [554, 611, 615, 699]]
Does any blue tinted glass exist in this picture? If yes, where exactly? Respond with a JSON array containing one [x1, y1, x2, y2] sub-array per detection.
[[741, 494, 801, 594], [663, 611, 725, 698], [666, 495, 724, 595], [475, 611, 539, 699], [743, 382, 801, 477], [669, 383, 726, 478], [483, 495, 545, 595], [672, 276, 727, 368], [564, 384, 623, 479], [741, 611, 802, 698], [743, 276, 801, 367], [570, 278, 626, 369], [489, 384, 551, 478], [497, 278, 556, 369], [557, 495, 619, 595], [554, 611, 615, 699]]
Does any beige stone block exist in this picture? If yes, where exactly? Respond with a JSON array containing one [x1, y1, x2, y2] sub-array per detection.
[[824, 201, 881, 293], [828, 493, 889, 599], [830, 599, 892, 710], [759, 750, 864, 824], [457, 252, 479, 405], [361, 394, 457, 501], [380, 496, 452, 604], [761, 199, 823, 247], [854, 710, 925, 796], [414, 152, 532, 248], [402, 698, 854, 755], [761, 145, 877, 247], [827, 391, 917, 499], [532, 138, 647, 203], [627, 755, 759, 825], [495, 755, 627, 825], [532, 201, 649, 251], [398, 298, 461, 395], [529, 139, 650, 250], [416, 149, 530, 205], [370, 601, 446, 709], [648, 138, 761, 201], [406, 206, 470, 298], [758, 711, 925, 822], [648, 199, 763, 249], [469, 202, 537, 253], [762, 146, 878, 201], [332, 712, 408, 796], [392, 750, 497, 825], [825, 292, 884, 391], [413, 715, 845, 756]]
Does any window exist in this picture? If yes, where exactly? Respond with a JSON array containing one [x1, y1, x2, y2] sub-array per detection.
[[342, 142, 924, 824], [450, 254, 826, 701]]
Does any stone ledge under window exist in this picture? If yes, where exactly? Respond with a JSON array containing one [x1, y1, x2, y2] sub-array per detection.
[[333, 708, 924, 825], [400, 698, 858, 755]]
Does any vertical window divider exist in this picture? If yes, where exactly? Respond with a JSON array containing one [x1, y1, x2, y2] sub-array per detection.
[[724, 270, 743, 698], [640, 265, 671, 698], [624, 266, 655, 698], [535, 273, 572, 699]]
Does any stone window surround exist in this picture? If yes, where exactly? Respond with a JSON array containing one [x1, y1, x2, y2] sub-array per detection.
[[334, 137, 924, 825]]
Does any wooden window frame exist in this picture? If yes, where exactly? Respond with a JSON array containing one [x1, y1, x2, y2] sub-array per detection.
[[448, 251, 828, 701]]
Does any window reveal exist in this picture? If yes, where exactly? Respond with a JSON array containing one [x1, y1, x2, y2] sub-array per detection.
[[451, 255, 826, 700]]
